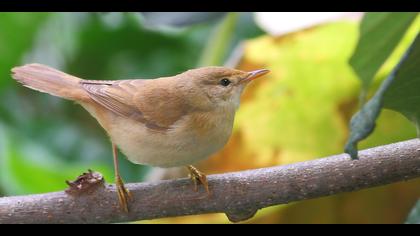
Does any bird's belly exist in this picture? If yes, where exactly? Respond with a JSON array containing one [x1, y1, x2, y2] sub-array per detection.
[[108, 115, 232, 168]]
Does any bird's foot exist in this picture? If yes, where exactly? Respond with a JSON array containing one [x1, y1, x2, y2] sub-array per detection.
[[186, 165, 210, 195], [115, 175, 132, 212]]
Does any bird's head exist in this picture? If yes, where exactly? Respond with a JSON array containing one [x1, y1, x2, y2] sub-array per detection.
[[178, 67, 269, 111]]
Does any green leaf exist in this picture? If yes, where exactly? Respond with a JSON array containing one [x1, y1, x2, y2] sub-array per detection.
[[345, 33, 420, 159], [405, 200, 420, 224], [383, 34, 420, 132], [349, 12, 417, 96]]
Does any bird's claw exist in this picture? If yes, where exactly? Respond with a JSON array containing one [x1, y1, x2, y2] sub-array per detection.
[[187, 165, 210, 195], [115, 176, 132, 212]]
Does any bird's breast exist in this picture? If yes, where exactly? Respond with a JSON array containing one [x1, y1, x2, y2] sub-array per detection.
[[106, 109, 235, 168]]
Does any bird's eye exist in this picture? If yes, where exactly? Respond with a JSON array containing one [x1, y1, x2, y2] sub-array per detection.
[[220, 78, 231, 86]]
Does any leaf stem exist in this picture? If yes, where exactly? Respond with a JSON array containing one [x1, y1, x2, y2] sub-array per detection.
[[198, 13, 239, 67]]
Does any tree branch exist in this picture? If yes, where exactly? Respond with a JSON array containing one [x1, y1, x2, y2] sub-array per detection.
[[1, 139, 420, 224]]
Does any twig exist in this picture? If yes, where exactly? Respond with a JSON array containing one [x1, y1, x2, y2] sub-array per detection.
[[1, 139, 420, 224]]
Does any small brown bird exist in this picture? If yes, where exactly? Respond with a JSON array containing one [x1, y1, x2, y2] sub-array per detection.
[[11, 63, 269, 212]]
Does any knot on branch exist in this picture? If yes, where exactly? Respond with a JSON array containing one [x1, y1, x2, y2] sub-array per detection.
[[225, 208, 258, 223], [65, 169, 105, 196]]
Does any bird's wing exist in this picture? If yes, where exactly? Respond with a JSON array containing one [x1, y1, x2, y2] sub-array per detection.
[[80, 79, 190, 131]]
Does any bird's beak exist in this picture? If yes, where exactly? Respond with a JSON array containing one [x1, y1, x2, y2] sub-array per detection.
[[241, 69, 270, 83]]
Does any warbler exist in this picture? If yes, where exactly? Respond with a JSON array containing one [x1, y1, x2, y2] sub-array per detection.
[[11, 63, 269, 212]]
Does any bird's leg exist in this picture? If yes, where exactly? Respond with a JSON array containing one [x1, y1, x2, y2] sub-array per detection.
[[186, 165, 210, 195], [113, 144, 132, 212]]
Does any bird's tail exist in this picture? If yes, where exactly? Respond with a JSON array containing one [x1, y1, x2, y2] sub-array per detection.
[[11, 63, 88, 101]]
